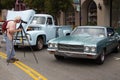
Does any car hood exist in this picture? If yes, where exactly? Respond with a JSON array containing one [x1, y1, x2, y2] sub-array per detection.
[[6, 9, 35, 31], [50, 34, 106, 46]]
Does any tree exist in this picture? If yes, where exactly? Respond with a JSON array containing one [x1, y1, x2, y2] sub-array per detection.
[[44, 0, 73, 24], [0, 0, 16, 20], [24, 0, 73, 24], [24, 0, 45, 13], [0, 0, 74, 24], [1, 0, 16, 9]]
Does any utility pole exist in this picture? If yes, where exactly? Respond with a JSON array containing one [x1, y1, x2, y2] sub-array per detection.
[[110, 0, 112, 27], [80, 0, 81, 26], [74, 0, 81, 26]]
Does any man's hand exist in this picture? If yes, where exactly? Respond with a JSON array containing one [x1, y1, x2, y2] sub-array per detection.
[[16, 28, 22, 32], [18, 28, 22, 32], [9, 28, 22, 34]]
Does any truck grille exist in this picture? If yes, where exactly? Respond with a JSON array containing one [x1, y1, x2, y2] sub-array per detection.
[[13, 36, 27, 40], [58, 44, 84, 52]]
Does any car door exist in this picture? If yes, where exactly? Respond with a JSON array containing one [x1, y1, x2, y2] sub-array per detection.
[[45, 17, 56, 42], [106, 28, 117, 53]]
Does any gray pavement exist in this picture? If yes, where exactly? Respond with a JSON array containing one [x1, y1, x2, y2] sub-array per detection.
[[0, 35, 17, 80], [0, 59, 18, 80], [0, 57, 32, 80]]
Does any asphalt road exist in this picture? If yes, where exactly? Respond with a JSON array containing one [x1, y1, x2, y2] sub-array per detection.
[[0, 35, 120, 80]]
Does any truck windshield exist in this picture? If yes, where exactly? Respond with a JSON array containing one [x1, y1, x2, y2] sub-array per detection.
[[31, 16, 45, 24]]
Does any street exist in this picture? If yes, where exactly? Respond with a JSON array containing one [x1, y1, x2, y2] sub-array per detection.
[[0, 35, 120, 80]]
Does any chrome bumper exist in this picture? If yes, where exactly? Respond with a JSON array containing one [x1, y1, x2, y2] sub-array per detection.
[[48, 49, 98, 59]]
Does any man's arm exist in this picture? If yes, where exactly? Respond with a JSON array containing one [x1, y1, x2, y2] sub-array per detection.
[[8, 22, 22, 34]]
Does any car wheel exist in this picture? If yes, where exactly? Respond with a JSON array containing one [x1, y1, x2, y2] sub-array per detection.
[[14, 45, 18, 49], [114, 44, 120, 53], [35, 37, 44, 50], [54, 55, 64, 60], [96, 50, 105, 65]]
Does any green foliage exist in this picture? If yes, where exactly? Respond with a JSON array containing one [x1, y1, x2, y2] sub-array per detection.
[[24, 0, 73, 14], [24, 0, 73, 24], [44, 0, 73, 24], [1, 0, 73, 24], [1, 0, 73, 15], [24, 0, 45, 13], [1, 0, 16, 9]]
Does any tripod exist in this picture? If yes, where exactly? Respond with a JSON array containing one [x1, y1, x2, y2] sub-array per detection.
[[14, 20, 38, 63]]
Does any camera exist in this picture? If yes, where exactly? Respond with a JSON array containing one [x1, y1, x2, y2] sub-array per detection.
[[21, 20, 27, 24]]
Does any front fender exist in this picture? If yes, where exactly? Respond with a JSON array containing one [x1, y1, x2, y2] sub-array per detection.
[[27, 31, 46, 45]]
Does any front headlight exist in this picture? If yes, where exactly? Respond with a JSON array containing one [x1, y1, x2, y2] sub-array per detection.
[[91, 47, 96, 52], [84, 46, 96, 53], [49, 43, 53, 47], [84, 46, 89, 52], [48, 43, 58, 48]]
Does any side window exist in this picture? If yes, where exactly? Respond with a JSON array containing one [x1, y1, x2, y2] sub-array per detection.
[[107, 28, 114, 36], [47, 17, 53, 25]]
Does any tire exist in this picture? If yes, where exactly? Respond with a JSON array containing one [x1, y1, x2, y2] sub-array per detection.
[[54, 55, 64, 60], [14, 45, 18, 49], [96, 50, 105, 65], [35, 37, 44, 50], [114, 44, 120, 53]]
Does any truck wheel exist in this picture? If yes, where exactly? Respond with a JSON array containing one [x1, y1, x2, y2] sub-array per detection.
[[14, 45, 18, 49], [96, 50, 105, 65], [36, 37, 44, 50], [54, 55, 64, 60]]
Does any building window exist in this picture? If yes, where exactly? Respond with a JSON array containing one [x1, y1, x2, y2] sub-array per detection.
[[87, 1, 97, 25]]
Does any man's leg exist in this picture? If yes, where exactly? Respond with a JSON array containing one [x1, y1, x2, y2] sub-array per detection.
[[10, 43, 19, 61], [6, 37, 15, 63]]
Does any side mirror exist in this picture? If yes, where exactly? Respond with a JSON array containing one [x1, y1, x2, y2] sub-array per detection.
[[108, 32, 114, 37]]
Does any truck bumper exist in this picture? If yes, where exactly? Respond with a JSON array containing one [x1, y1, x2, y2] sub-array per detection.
[[14, 40, 35, 46]]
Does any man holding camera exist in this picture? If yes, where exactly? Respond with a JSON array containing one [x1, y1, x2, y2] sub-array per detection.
[[6, 16, 22, 63]]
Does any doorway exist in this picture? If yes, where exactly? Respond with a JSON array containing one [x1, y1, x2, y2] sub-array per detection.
[[87, 1, 97, 25]]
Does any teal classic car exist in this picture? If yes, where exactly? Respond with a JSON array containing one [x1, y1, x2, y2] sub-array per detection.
[[47, 26, 120, 64]]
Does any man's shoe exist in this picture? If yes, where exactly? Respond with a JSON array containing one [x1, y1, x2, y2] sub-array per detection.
[[11, 58, 19, 61], [6, 59, 15, 63]]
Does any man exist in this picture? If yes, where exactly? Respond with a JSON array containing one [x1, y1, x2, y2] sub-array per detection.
[[6, 16, 22, 63]]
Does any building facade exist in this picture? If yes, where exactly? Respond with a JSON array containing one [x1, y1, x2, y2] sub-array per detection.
[[59, 0, 120, 29]]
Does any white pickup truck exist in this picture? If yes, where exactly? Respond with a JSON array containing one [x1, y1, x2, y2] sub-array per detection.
[[6, 10, 72, 50]]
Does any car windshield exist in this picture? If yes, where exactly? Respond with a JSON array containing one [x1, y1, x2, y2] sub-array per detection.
[[71, 27, 105, 37], [31, 16, 45, 24]]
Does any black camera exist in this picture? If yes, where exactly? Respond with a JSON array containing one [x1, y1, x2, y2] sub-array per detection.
[[21, 20, 27, 24]]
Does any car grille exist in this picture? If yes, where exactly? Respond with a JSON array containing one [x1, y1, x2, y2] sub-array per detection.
[[58, 44, 84, 52]]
